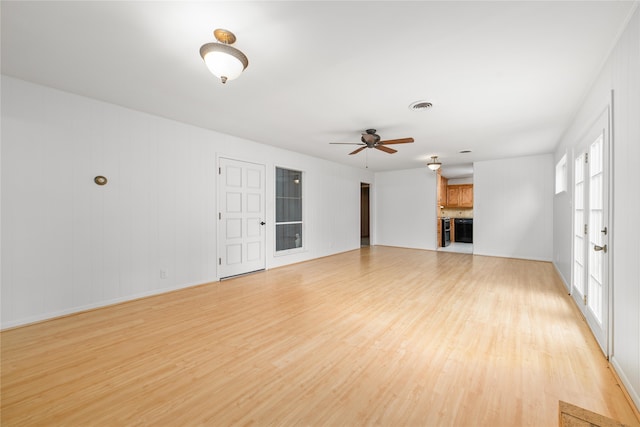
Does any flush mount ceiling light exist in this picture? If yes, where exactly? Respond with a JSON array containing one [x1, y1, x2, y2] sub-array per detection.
[[200, 29, 249, 84], [427, 155, 442, 171]]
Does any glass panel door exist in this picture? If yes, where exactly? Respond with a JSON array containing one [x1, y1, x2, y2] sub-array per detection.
[[588, 136, 605, 325], [571, 108, 609, 356], [573, 154, 586, 300]]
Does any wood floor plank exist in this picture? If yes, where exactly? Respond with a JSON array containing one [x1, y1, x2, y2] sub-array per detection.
[[1, 246, 638, 426]]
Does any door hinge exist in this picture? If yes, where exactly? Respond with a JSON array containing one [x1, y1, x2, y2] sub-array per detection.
[[219, 212, 221, 220], [583, 294, 587, 305], [219, 167, 222, 175], [584, 224, 588, 235], [585, 153, 588, 163], [218, 258, 222, 265]]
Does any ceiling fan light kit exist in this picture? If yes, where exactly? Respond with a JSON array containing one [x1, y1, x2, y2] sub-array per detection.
[[427, 155, 442, 171], [200, 29, 249, 84]]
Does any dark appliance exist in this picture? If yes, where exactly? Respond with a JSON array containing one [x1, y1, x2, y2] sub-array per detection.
[[454, 218, 473, 243], [441, 217, 451, 247]]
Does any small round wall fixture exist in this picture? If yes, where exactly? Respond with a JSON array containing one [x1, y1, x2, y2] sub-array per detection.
[[200, 29, 249, 84], [94, 176, 108, 186]]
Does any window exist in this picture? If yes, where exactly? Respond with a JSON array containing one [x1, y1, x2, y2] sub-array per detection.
[[275, 167, 303, 252], [555, 153, 567, 194]]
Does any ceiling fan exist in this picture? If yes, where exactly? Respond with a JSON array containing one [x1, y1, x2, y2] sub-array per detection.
[[331, 129, 414, 155]]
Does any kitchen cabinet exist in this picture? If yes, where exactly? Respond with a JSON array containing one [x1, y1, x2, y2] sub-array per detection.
[[450, 219, 455, 242], [460, 185, 473, 207], [447, 186, 460, 207], [446, 184, 473, 208], [437, 172, 448, 207]]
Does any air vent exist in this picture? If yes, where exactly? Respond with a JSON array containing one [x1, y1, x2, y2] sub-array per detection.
[[409, 101, 433, 111], [459, 150, 472, 154]]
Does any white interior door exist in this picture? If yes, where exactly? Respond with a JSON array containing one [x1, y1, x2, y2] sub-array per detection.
[[571, 108, 610, 355], [218, 158, 266, 279]]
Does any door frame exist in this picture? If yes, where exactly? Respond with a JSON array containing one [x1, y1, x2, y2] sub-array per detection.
[[360, 183, 370, 246], [570, 103, 612, 357], [217, 156, 267, 279]]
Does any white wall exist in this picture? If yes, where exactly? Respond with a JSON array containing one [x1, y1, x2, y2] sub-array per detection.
[[373, 156, 554, 259], [0, 76, 374, 328], [447, 177, 473, 185], [375, 168, 437, 250], [473, 154, 554, 261], [553, 5, 640, 411]]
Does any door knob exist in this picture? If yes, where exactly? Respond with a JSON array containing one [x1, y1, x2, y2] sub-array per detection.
[[594, 244, 607, 253], [260, 221, 266, 225]]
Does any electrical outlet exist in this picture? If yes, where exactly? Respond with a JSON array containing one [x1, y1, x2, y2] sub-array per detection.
[[160, 269, 167, 279]]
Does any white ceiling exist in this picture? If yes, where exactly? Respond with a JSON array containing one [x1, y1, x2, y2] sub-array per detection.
[[1, 1, 635, 177]]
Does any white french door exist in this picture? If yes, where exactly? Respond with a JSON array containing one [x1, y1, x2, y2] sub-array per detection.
[[218, 158, 266, 279], [572, 108, 610, 355]]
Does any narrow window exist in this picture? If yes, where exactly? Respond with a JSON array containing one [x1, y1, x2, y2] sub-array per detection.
[[275, 167, 303, 252], [555, 153, 567, 194]]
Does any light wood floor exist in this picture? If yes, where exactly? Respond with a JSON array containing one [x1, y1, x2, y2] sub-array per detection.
[[2, 246, 638, 426]]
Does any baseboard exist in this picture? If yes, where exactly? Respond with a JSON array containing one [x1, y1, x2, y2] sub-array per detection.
[[0, 278, 218, 331], [471, 250, 552, 263], [552, 261, 571, 293], [610, 356, 640, 422]]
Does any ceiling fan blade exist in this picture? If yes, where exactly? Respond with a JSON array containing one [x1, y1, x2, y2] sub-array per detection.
[[349, 146, 367, 155], [330, 142, 364, 145], [379, 137, 414, 145], [375, 145, 397, 154]]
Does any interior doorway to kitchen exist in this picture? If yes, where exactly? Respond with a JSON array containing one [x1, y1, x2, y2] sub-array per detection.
[[436, 164, 474, 254]]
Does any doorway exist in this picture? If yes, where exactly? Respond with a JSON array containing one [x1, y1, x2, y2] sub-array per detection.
[[361, 183, 370, 247], [436, 165, 474, 254], [571, 106, 610, 356], [217, 157, 267, 279]]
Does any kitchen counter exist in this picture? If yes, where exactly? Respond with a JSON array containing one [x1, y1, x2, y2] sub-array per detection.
[[441, 207, 473, 219]]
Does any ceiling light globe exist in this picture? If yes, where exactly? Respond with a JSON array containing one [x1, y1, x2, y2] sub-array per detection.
[[427, 156, 442, 171], [200, 43, 248, 84]]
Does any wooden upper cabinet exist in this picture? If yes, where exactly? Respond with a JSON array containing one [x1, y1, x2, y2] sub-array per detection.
[[446, 184, 473, 207], [437, 173, 448, 207], [459, 185, 473, 207], [447, 186, 460, 207]]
